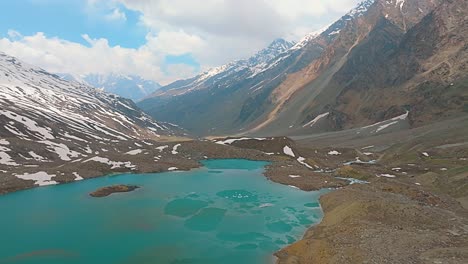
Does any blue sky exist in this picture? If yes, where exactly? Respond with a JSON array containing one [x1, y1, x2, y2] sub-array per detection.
[[0, 0, 361, 84], [0, 0, 145, 47]]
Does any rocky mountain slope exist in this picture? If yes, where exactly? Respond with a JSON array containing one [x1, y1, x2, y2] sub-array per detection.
[[139, 0, 466, 137], [138, 38, 320, 135], [0, 52, 183, 192], [59, 73, 161, 102], [252, 0, 465, 136]]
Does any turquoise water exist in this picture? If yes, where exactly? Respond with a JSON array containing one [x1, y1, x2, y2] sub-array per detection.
[[0, 159, 327, 264]]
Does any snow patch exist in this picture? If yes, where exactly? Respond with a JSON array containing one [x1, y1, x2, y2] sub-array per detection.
[[0, 110, 54, 140], [125, 149, 143, 155], [28, 151, 47, 162], [377, 174, 396, 178], [16, 171, 57, 186], [303, 112, 329, 127], [172, 144, 181, 154], [84, 157, 135, 169], [156, 145, 169, 152], [283, 146, 295, 157], [216, 137, 267, 145], [328, 150, 341, 155], [0, 148, 19, 166], [297, 157, 314, 169], [73, 172, 84, 181], [40, 141, 80, 161]]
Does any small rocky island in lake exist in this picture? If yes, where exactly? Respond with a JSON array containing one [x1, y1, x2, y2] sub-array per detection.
[[90, 185, 140, 197]]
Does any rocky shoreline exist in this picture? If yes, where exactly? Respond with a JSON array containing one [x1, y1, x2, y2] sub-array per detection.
[[1, 137, 467, 263]]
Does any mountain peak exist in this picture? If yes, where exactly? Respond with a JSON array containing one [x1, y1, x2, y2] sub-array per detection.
[[347, 0, 375, 18], [268, 38, 294, 49]]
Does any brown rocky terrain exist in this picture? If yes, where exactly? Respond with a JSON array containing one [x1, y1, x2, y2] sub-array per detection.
[[139, 0, 467, 139], [89, 184, 140, 197], [2, 131, 467, 263], [250, 0, 467, 136]]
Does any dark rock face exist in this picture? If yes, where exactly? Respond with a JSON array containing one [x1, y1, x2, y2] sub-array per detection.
[[89, 185, 140, 197]]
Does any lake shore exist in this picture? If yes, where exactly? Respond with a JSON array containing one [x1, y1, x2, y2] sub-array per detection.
[[1, 137, 467, 263]]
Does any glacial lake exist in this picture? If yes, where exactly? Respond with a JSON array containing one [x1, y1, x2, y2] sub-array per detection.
[[0, 159, 327, 264]]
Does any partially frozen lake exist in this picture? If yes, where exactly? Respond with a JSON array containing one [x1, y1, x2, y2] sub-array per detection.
[[0, 159, 327, 264]]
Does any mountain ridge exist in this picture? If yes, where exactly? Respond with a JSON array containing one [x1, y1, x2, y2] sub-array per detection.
[[59, 73, 161, 102], [138, 0, 465, 138]]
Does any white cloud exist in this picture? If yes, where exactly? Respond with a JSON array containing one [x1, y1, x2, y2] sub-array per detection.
[[0, 32, 186, 84], [0, 0, 363, 85], [116, 0, 362, 67], [145, 30, 204, 56], [165, 63, 198, 80], [7, 30, 22, 39], [105, 8, 127, 22]]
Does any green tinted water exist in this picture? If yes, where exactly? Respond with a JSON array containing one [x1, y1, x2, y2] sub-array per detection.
[[0, 159, 328, 264]]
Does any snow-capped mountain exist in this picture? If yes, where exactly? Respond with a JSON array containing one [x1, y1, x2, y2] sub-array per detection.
[[151, 38, 294, 97], [137, 36, 326, 135], [0, 52, 185, 193], [139, 0, 461, 137], [59, 73, 161, 102]]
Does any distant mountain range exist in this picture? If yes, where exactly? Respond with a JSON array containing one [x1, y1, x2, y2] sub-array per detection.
[[139, 0, 467, 137], [59, 73, 161, 102]]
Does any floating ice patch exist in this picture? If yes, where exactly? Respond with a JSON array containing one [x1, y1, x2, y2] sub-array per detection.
[[125, 149, 142, 155], [328, 150, 341, 155], [16, 171, 57, 186], [172, 144, 181, 154], [283, 146, 295, 157]]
